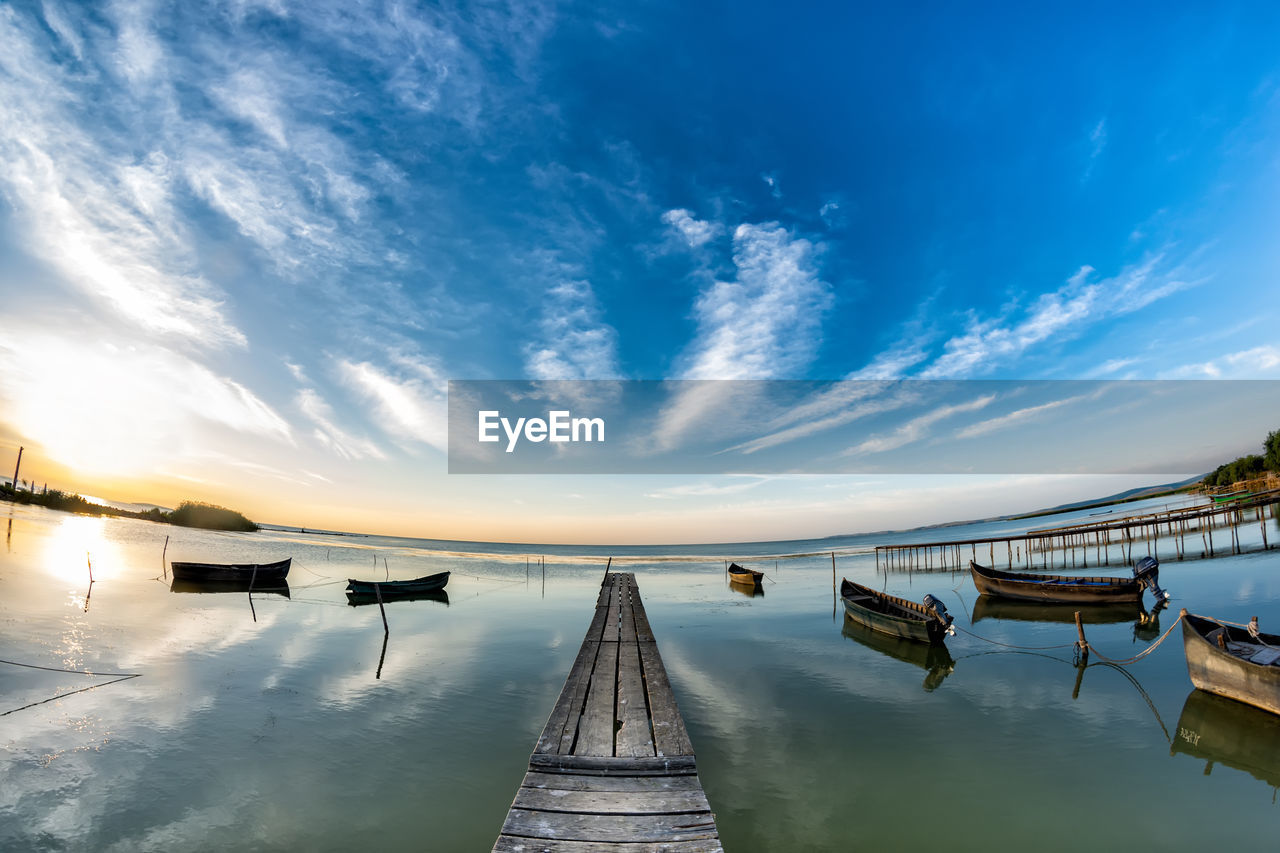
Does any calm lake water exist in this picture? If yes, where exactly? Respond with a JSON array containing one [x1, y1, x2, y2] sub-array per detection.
[[3, 497, 1279, 851]]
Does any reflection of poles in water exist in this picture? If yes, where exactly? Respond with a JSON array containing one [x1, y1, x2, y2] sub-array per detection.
[[1072, 658, 1086, 700], [83, 580, 94, 613], [6, 515, 11, 551], [248, 564, 259, 623], [376, 630, 389, 680]]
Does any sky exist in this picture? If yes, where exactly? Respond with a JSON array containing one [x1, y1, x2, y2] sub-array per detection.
[[1, 1, 1278, 544]]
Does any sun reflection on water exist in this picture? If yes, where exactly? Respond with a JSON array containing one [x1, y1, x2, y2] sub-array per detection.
[[41, 515, 121, 586]]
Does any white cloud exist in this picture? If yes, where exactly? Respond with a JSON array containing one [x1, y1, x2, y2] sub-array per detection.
[[920, 256, 1193, 378], [661, 208, 720, 249], [1162, 345, 1280, 379], [295, 389, 385, 460], [0, 320, 291, 477], [336, 358, 448, 451], [678, 223, 832, 379], [524, 276, 620, 380]]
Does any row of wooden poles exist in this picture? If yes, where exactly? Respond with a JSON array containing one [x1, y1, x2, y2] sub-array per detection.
[[875, 492, 1280, 574]]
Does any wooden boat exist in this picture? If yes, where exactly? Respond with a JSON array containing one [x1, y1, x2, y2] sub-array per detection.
[[169, 578, 290, 597], [1180, 610, 1280, 716], [841, 615, 955, 691], [839, 578, 953, 644], [345, 571, 450, 600], [1171, 688, 1280, 788], [347, 588, 449, 607], [727, 563, 763, 586], [170, 557, 291, 583], [968, 558, 1166, 604]]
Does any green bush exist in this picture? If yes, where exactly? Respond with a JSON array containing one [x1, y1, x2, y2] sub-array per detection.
[[168, 501, 259, 532]]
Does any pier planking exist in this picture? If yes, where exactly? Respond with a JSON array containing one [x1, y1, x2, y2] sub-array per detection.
[[494, 572, 721, 851]]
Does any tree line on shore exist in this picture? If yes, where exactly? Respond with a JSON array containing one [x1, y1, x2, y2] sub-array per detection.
[[0, 483, 258, 532], [1202, 428, 1280, 488]]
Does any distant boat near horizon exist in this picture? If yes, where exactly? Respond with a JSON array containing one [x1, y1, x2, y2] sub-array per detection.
[[170, 557, 291, 583]]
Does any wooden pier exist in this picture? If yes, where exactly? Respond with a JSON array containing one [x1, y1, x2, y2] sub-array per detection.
[[876, 490, 1280, 574], [494, 572, 721, 852]]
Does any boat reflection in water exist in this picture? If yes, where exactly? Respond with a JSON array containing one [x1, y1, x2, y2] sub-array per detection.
[[971, 596, 1168, 642], [727, 578, 764, 598], [971, 595, 1141, 626], [1171, 689, 1280, 791], [169, 578, 291, 598], [346, 588, 449, 607], [841, 615, 954, 691]]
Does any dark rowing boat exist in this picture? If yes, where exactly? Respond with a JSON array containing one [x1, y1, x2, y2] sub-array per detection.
[[727, 563, 764, 586], [968, 557, 1167, 604], [839, 578, 953, 644], [170, 558, 291, 583], [345, 571, 450, 600], [1180, 610, 1280, 716], [347, 588, 449, 607]]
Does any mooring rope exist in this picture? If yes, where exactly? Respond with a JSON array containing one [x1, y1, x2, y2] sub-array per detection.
[[1086, 613, 1184, 666], [952, 625, 1078, 651]]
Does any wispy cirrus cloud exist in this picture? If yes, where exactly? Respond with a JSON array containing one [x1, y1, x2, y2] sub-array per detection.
[[524, 271, 620, 380], [295, 389, 386, 461], [919, 255, 1195, 378], [336, 356, 448, 451], [1161, 345, 1280, 379]]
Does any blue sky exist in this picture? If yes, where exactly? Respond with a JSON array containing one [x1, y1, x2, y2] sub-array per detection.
[[0, 1, 1278, 543]]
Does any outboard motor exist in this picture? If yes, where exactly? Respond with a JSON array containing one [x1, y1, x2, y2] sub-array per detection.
[[922, 594, 956, 636], [1132, 556, 1170, 601]]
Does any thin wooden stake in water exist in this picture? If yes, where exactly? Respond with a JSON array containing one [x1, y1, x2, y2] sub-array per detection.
[[86, 552, 93, 583], [1074, 611, 1089, 665], [375, 582, 389, 635], [161, 535, 169, 577], [384, 557, 388, 581]]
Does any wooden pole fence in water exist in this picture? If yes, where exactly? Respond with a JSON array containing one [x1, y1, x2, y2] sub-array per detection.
[[874, 490, 1280, 573]]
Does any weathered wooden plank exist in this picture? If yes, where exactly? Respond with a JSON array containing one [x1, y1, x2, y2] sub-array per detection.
[[637, 640, 692, 757], [498, 810, 720, 844], [494, 836, 723, 852], [535, 639, 602, 755], [622, 578, 637, 637], [528, 754, 697, 773], [631, 589, 655, 643], [574, 641, 618, 756], [602, 580, 622, 643], [512, 787, 712, 815], [615, 638, 654, 757], [519, 771, 706, 793]]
